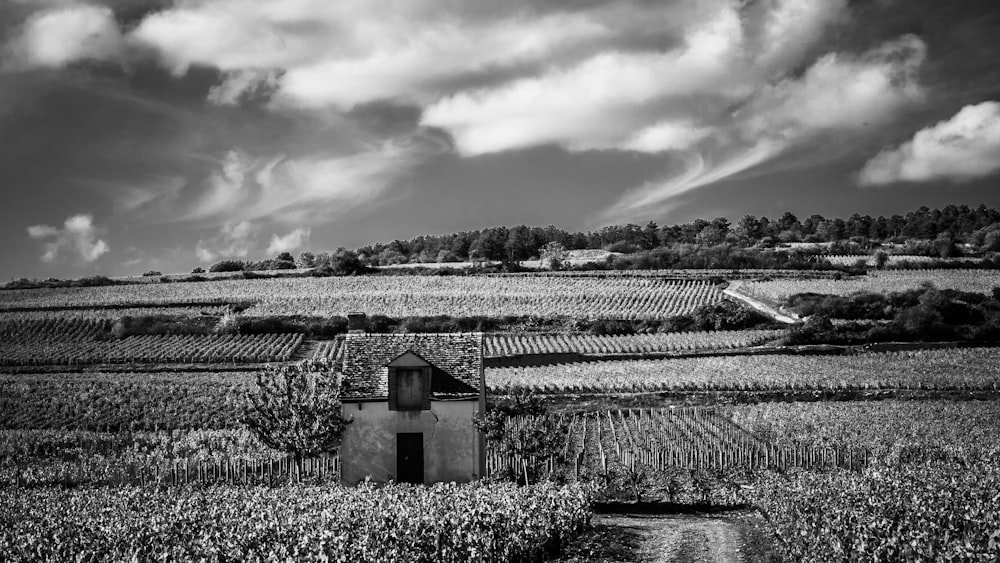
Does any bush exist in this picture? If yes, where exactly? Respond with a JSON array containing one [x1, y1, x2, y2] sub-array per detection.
[[142, 271, 162, 277], [191, 267, 205, 274], [209, 260, 245, 273], [111, 315, 217, 338]]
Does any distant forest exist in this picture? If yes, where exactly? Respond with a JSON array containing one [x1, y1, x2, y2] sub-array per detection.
[[285, 204, 1000, 272]]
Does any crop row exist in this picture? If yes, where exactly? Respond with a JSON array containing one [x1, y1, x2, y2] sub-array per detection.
[[0, 332, 303, 366], [311, 338, 346, 363], [753, 461, 1000, 562], [0, 276, 724, 319], [483, 329, 783, 358], [0, 481, 590, 563], [486, 347, 1000, 393], [731, 269, 1000, 305], [0, 372, 252, 430], [723, 399, 1000, 457], [0, 306, 230, 322]]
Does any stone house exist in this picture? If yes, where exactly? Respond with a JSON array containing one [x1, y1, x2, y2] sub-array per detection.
[[338, 317, 486, 485]]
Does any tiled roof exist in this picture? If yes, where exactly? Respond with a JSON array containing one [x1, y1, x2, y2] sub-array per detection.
[[341, 333, 483, 399]]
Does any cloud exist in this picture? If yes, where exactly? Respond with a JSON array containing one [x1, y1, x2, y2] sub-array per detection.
[[195, 220, 258, 263], [421, 4, 748, 155], [603, 33, 927, 220], [619, 121, 714, 153], [7, 4, 125, 69], [184, 136, 433, 225], [129, 0, 609, 107], [207, 69, 281, 106], [858, 101, 1000, 186], [266, 227, 310, 255], [27, 213, 109, 263]]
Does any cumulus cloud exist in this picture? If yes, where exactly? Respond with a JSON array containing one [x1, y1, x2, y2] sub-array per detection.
[[129, 0, 609, 107], [421, 4, 748, 155], [266, 227, 310, 255], [27, 213, 109, 263], [858, 101, 1000, 186], [195, 220, 258, 263], [7, 4, 125, 69]]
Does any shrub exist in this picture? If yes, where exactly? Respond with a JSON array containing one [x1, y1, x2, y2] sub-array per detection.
[[209, 260, 245, 273]]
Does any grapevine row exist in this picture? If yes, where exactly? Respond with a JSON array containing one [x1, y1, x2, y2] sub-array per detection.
[[487, 347, 1000, 393], [484, 329, 783, 357], [0, 332, 303, 366]]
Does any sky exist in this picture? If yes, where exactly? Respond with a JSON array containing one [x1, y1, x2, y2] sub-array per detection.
[[1, 0, 999, 279]]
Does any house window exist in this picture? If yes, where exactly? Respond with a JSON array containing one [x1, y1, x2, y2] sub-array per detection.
[[395, 368, 424, 410]]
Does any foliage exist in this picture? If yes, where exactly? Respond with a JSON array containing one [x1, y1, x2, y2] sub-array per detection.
[[539, 241, 570, 270], [110, 313, 218, 337], [243, 360, 350, 467], [209, 259, 246, 273], [753, 462, 1000, 562], [477, 392, 569, 484], [484, 329, 783, 357], [0, 481, 591, 563], [785, 285, 1000, 344]]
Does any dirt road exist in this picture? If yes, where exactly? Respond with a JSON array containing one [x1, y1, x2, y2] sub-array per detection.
[[561, 512, 767, 563]]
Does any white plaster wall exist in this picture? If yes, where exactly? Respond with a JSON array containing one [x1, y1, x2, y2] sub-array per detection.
[[340, 400, 481, 485]]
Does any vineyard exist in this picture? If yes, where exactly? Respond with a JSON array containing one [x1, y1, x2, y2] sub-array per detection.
[[483, 329, 784, 358], [0, 319, 302, 366], [486, 347, 1000, 393], [0, 372, 252, 430], [0, 305, 231, 321], [0, 482, 590, 563], [488, 408, 867, 482], [753, 462, 1000, 562], [0, 275, 725, 319], [731, 269, 1000, 305]]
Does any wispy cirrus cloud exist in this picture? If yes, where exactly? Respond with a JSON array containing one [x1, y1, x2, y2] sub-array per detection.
[[603, 33, 927, 221], [859, 101, 1000, 186], [27, 213, 109, 264], [183, 135, 433, 225]]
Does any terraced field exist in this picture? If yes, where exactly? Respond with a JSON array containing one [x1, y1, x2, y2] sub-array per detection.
[[0, 319, 302, 366], [484, 330, 783, 358], [0, 275, 724, 319], [487, 347, 1000, 393], [732, 269, 1000, 305]]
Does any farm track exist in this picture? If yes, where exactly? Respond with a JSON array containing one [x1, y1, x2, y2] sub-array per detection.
[[722, 286, 798, 324], [589, 513, 748, 563]]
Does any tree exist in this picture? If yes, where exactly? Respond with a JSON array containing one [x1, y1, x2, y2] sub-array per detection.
[[539, 241, 569, 270], [297, 252, 316, 269], [475, 391, 568, 485], [243, 360, 351, 476]]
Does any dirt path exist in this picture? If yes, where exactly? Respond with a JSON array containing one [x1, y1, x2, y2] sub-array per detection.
[[579, 513, 753, 563], [723, 285, 799, 325]]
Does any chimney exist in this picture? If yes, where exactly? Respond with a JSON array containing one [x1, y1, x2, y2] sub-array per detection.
[[347, 312, 366, 334]]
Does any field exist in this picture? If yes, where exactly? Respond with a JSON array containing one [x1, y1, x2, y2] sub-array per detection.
[[0, 481, 590, 563], [486, 347, 1000, 393], [0, 319, 302, 366], [3, 269, 1000, 561], [731, 269, 1000, 305], [0, 372, 251, 430], [0, 275, 724, 319], [484, 329, 783, 358]]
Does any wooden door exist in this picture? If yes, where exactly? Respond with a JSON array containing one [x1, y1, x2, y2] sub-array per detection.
[[396, 432, 424, 484]]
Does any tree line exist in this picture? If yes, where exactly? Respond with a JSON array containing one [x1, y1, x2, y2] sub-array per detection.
[[316, 204, 1000, 267]]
